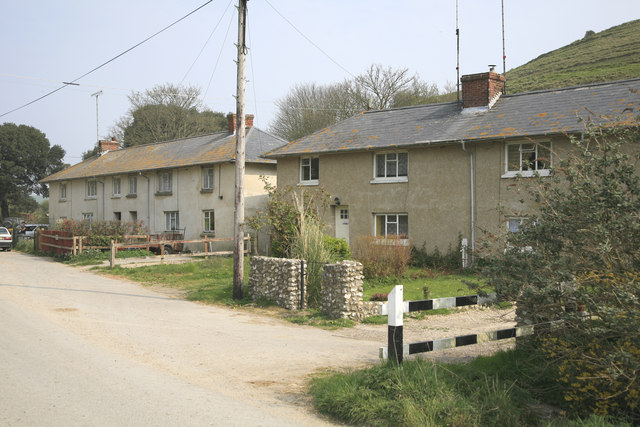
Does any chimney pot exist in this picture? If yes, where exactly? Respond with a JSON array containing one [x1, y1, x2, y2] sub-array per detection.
[[461, 70, 505, 109]]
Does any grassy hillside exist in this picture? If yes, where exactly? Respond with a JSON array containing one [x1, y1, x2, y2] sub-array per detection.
[[505, 19, 640, 93]]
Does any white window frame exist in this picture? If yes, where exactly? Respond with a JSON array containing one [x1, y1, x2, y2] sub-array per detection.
[[112, 177, 121, 197], [502, 141, 552, 178], [374, 213, 409, 237], [371, 151, 409, 184], [158, 171, 173, 193], [86, 180, 97, 199], [165, 211, 179, 231], [129, 211, 137, 222], [59, 183, 67, 200], [128, 175, 137, 195], [300, 157, 319, 185], [82, 212, 94, 225], [202, 167, 214, 191], [203, 210, 215, 233]]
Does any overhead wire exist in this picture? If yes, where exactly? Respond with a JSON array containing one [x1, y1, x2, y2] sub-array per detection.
[[263, 0, 354, 79], [203, 5, 236, 100], [181, 0, 234, 84], [1, 0, 215, 118]]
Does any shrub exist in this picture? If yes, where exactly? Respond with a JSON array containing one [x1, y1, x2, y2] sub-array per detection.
[[369, 293, 388, 301], [54, 219, 148, 248], [353, 235, 411, 278], [410, 240, 463, 272], [323, 235, 351, 261]]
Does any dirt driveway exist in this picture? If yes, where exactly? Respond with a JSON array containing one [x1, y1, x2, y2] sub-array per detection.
[[0, 252, 515, 425]]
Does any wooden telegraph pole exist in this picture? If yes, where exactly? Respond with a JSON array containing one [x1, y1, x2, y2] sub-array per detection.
[[233, 0, 248, 300]]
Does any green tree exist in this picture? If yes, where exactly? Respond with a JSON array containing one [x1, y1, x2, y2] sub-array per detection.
[[0, 123, 65, 219], [477, 119, 640, 421], [108, 83, 227, 148]]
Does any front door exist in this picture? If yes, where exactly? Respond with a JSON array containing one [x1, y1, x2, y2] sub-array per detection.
[[335, 206, 350, 244]]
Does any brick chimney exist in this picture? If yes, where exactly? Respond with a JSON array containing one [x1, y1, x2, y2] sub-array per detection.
[[99, 137, 120, 155], [461, 67, 506, 109], [227, 113, 255, 134]]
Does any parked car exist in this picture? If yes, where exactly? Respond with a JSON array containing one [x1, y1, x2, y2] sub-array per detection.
[[0, 227, 12, 251], [22, 224, 48, 238]]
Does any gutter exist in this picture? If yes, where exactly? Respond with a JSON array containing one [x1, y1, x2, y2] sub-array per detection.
[[460, 141, 475, 267], [139, 172, 150, 231]]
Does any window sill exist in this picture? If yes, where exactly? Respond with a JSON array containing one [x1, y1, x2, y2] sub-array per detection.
[[85, 197, 97, 201], [155, 191, 173, 196], [298, 180, 319, 186], [201, 232, 216, 237], [111, 195, 121, 199], [58, 199, 67, 203], [126, 194, 137, 199], [501, 170, 551, 179], [375, 237, 410, 247], [370, 177, 408, 184], [200, 188, 214, 194]]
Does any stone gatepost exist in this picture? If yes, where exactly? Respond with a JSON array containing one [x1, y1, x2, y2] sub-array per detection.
[[321, 260, 369, 320], [248, 256, 305, 310]]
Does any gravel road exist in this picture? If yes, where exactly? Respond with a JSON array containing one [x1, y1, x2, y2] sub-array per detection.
[[0, 251, 515, 426]]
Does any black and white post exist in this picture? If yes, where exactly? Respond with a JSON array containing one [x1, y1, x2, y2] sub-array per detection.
[[388, 285, 404, 364]]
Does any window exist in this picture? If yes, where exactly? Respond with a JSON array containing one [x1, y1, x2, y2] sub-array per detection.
[[158, 171, 172, 193], [129, 211, 137, 222], [128, 176, 137, 196], [340, 209, 349, 220], [59, 183, 67, 200], [86, 180, 97, 198], [82, 212, 94, 225], [375, 214, 408, 238], [203, 210, 215, 233], [300, 157, 319, 184], [507, 217, 531, 233], [112, 177, 121, 196], [114, 212, 121, 221], [504, 141, 551, 177], [374, 152, 408, 182], [202, 167, 214, 191], [165, 211, 179, 231]]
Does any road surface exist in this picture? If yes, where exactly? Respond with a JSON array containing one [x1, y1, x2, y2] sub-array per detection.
[[0, 252, 381, 426]]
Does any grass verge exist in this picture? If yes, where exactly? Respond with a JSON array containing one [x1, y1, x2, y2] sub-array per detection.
[[309, 349, 626, 426]]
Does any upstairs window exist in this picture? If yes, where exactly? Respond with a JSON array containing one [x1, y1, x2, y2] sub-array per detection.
[[504, 141, 551, 177], [202, 167, 214, 191], [128, 176, 137, 196], [373, 152, 408, 183], [60, 183, 67, 200], [300, 157, 319, 185], [86, 180, 97, 198], [158, 171, 172, 193], [112, 177, 121, 196]]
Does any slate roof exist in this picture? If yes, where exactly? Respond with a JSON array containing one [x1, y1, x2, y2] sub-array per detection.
[[42, 127, 286, 183], [264, 78, 640, 158]]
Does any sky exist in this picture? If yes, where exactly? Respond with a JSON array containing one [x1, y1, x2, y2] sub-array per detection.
[[2, 0, 639, 164]]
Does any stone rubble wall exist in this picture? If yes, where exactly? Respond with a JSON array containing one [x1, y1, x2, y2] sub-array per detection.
[[248, 256, 305, 310], [321, 260, 382, 320], [248, 257, 381, 319]]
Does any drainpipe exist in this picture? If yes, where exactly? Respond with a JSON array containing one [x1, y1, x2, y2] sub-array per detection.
[[139, 172, 150, 230], [461, 141, 475, 267]]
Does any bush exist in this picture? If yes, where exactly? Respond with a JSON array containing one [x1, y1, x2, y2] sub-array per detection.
[[54, 219, 148, 247], [353, 235, 411, 278], [410, 241, 463, 272], [323, 235, 351, 261], [478, 120, 640, 422]]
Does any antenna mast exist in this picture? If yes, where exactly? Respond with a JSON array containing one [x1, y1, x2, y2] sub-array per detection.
[[233, 0, 248, 300], [91, 90, 103, 143], [456, 0, 460, 106], [501, 0, 507, 94]]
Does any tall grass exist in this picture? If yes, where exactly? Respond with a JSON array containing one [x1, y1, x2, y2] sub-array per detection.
[[290, 216, 332, 307]]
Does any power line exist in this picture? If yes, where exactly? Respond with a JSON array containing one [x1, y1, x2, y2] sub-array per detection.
[[181, 0, 235, 84], [1, 0, 214, 118], [263, 0, 354, 78], [203, 5, 236, 99]]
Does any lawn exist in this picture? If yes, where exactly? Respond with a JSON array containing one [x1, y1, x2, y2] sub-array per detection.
[[363, 266, 483, 301]]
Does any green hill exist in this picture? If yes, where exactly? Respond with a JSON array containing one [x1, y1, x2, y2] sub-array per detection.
[[505, 19, 640, 93]]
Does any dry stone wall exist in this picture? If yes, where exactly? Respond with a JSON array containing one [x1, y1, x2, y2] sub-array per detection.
[[248, 257, 381, 319], [248, 256, 305, 310]]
